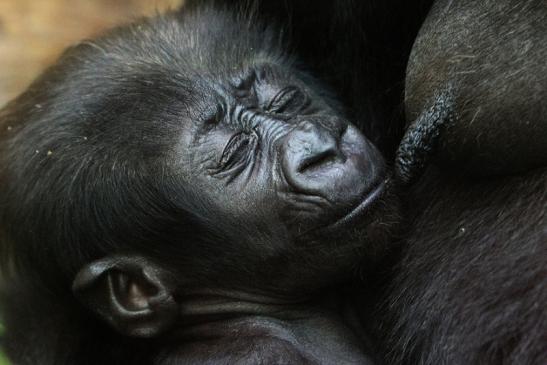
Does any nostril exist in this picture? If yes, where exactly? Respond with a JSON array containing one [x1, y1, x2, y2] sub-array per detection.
[[283, 120, 348, 177], [297, 148, 344, 173]]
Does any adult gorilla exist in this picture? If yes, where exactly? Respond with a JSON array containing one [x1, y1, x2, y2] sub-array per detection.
[[217, 0, 547, 364], [386, 1, 546, 363]]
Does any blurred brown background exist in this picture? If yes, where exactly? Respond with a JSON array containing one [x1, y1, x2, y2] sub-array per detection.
[[0, 0, 184, 107]]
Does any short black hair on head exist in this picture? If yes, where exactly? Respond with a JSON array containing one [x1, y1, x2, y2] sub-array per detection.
[[0, 5, 289, 291]]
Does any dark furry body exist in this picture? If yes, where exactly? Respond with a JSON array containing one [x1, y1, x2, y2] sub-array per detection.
[[371, 167, 547, 364], [220, 1, 547, 364], [0, 1, 545, 364], [385, 2, 547, 361]]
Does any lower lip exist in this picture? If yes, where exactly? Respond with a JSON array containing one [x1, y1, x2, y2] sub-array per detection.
[[325, 179, 387, 231]]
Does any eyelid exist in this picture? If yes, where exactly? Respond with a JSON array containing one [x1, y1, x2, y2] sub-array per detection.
[[267, 86, 310, 113], [217, 132, 257, 172]]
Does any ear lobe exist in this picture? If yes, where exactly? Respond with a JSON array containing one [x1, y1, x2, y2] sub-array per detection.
[[72, 255, 178, 338]]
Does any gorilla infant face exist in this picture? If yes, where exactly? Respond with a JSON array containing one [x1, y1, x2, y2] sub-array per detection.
[[175, 64, 386, 243], [168, 62, 389, 290], [0, 9, 393, 295]]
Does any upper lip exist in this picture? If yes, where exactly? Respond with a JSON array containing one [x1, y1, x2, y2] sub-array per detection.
[[325, 177, 387, 230]]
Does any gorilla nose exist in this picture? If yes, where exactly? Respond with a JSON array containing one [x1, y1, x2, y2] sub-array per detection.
[[282, 121, 346, 185], [280, 118, 385, 219]]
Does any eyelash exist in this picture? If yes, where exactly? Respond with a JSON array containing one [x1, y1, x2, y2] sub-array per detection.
[[266, 86, 310, 114], [217, 131, 258, 174], [207, 80, 308, 177]]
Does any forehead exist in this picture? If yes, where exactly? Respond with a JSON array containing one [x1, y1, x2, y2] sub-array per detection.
[[68, 10, 293, 107], [95, 10, 286, 77], [11, 9, 298, 168]]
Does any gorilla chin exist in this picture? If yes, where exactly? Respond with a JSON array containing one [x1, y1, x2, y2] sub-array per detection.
[[301, 174, 399, 275], [277, 116, 397, 281], [286, 120, 396, 267]]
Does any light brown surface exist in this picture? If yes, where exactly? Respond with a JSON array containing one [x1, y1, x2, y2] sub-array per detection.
[[0, 0, 184, 107]]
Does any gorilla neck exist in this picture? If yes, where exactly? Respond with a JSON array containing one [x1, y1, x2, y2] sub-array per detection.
[[161, 290, 374, 364]]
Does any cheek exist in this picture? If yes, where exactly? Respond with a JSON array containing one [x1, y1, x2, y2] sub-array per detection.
[[200, 174, 283, 231], [193, 128, 236, 170], [183, 124, 293, 239], [205, 187, 291, 261], [238, 178, 284, 224]]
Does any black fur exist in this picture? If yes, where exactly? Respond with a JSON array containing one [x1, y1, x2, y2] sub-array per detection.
[[375, 167, 547, 364], [1, 1, 545, 364], [405, 0, 547, 176], [224, 1, 547, 364], [0, 4, 392, 364], [198, 0, 435, 159]]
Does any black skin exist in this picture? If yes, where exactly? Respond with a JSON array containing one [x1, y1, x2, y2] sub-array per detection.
[[398, 0, 547, 181], [0, 1, 545, 364], [0, 5, 399, 365], [213, 0, 547, 364]]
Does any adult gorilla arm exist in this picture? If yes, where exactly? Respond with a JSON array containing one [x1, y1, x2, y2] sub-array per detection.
[[400, 0, 547, 179]]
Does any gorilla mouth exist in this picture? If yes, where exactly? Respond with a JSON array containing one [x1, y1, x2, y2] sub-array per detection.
[[326, 179, 387, 231]]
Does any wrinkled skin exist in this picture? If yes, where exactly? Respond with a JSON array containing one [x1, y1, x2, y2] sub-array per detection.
[[186, 0, 435, 159], [0, 5, 398, 365], [211, 1, 547, 364], [169, 63, 387, 293]]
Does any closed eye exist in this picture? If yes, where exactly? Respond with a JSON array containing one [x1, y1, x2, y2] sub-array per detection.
[[267, 86, 311, 114], [218, 132, 257, 172]]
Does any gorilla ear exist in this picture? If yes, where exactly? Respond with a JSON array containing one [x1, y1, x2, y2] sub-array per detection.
[[72, 255, 178, 338]]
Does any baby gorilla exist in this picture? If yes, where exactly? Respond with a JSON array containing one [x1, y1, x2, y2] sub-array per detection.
[[0, 4, 397, 365]]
